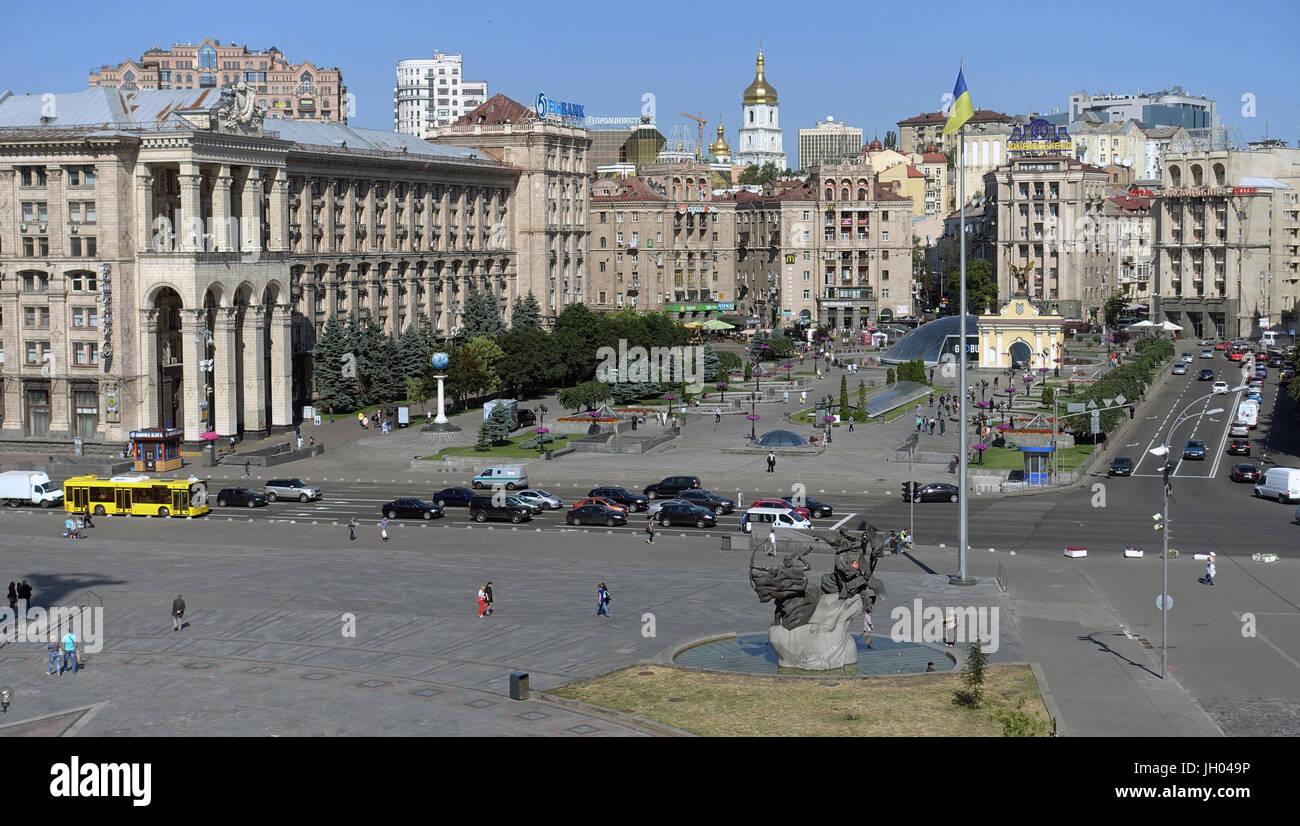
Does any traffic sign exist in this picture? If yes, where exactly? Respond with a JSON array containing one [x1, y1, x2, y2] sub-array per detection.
[[1090, 410, 1101, 434], [1087, 400, 1098, 409], [1103, 398, 1114, 408], [1067, 403, 1086, 413], [1114, 394, 1127, 406], [1156, 594, 1173, 610]]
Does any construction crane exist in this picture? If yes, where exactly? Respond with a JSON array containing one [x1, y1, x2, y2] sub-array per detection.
[[681, 112, 706, 160]]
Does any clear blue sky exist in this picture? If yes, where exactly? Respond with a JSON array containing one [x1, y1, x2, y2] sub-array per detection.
[[2, 0, 1297, 148]]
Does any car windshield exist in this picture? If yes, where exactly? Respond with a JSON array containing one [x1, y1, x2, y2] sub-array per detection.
[[411, 500, 430, 508], [532, 490, 552, 497]]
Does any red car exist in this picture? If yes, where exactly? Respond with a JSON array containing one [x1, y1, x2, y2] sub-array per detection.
[[1215, 341, 1230, 350], [1227, 439, 1251, 456], [750, 498, 811, 519], [1229, 463, 1259, 482], [1228, 351, 1243, 362]]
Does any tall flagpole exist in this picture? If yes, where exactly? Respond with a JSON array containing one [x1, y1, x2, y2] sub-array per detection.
[[953, 60, 974, 586]]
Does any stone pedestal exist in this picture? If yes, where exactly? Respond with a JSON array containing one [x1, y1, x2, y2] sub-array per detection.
[[768, 593, 863, 670]]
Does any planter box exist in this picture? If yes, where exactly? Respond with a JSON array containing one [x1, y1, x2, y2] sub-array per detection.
[[1124, 547, 1144, 558], [1064, 547, 1088, 558]]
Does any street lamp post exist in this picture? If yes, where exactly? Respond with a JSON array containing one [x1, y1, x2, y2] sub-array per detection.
[[1147, 387, 1243, 679]]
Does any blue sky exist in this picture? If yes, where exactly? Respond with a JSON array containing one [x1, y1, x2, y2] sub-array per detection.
[[2, 0, 1297, 148]]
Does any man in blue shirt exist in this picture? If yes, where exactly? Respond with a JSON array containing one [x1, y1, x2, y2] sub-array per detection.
[[60, 630, 77, 675]]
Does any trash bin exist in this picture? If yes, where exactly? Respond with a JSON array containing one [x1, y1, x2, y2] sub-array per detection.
[[509, 671, 530, 701], [544, 450, 553, 460]]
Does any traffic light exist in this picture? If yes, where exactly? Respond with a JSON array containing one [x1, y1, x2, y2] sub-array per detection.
[[1129, 406, 1135, 419], [902, 481, 913, 501]]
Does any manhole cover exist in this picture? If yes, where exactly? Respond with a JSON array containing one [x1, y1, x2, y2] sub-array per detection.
[[244, 667, 272, 674], [566, 724, 600, 734], [302, 672, 332, 680], [464, 699, 496, 708], [517, 711, 549, 721], [412, 689, 441, 697], [359, 680, 388, 688]]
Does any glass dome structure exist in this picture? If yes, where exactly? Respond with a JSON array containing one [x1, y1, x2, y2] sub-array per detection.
[[881, 316, 978, 367], [757, 429, 808, 447]]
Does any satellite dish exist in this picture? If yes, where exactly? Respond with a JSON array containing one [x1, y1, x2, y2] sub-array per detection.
[[1122, 157, 1133, 167]]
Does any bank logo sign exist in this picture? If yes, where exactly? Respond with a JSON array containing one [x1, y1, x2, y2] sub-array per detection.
[[536, 92, 584, 122]]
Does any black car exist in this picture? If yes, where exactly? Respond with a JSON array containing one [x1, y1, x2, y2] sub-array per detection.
[[1229, 463, 1259, 483], [782, 496, 833, 518], [677, 489, 735, 515], [215, 488, 269, 507], [643, 476, 701, 499], [654, 502, 717, 528], [468, 494, 531, 524], [1108, 457, 1133, 476], [432, 487, 476, 507], [517, 408, 537, 428], [588, 487, 649, 511], [381, 498, 444, 520], [1197, 368, 1215, 381], [1227, 439, 1251, 456], [565, 504, 627, 527], [1268, 356, 1284, 368], [910, 483, 959, 503]]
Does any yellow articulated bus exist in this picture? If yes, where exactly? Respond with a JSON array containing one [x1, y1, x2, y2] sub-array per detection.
[[63, 475, 211, 518]]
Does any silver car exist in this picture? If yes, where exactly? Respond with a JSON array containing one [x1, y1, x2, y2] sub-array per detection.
[[513, 489, 562, 510], [646, 498, 687, 516], [1172, 363, 1187, 375], [263, 478, 322, 502]]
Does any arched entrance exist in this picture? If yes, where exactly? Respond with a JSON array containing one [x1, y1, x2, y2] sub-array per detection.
[[153, 287, 185, 429], [1009, 340, 1032, 368]]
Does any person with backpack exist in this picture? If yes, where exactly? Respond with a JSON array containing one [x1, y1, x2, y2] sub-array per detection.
[[595, 583, 611, 617]]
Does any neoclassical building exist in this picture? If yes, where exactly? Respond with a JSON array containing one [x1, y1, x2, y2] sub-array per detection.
[[0, 86, 519, 447]]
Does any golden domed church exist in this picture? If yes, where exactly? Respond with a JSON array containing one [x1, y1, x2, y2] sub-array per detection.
[[734, 50, 786, 169]]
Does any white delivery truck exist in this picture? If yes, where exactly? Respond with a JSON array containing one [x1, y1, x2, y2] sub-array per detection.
[[0, 470, 64, 507], [1237, 399, 1259, 429]]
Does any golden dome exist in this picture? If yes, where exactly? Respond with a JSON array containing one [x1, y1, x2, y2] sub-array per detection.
[[710, 123, 731, 155], [743, 51, 778, 105]]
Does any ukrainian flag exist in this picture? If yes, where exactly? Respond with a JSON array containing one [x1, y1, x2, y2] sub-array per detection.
[[942, 68, 974, 135]]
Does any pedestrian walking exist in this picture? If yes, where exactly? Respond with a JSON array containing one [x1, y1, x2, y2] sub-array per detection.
[[1200, 553, 1216, 586], [63, 516, 75, 539], [81, 508, 94, 529], [800, 391, 807, 404], [645, 516, 656, 544], [939, 418, 946, 436], [767, 527, 778, 556], [783, 391, 789, 404], [477, 585, 488, 618], [993, 377, 999, 389], [244, 459, 251, 478], [309, 436, 316, 449], [862, 610, 874, 649], [7, 582, 16, 612], [929, 392, 935, 406], [714, 407, 721, 423], [348, 517, 357, 541], [929, 367, 935, 382], [484, 582, 494, 616], [595, 583, 611, 617], [19, 580, 32, 605], [329, 405, 334, 424], [944, 607, 956, 647], [929, 418, 936, 435], [172, 594, 186, 631], [357, 412, 364, 427], [296, 434, 304, 450], [379, 517, 389, 542], [915, 415, 922, 432], [47, 634, 60, 676], [736, 491, 743, 510], [848, 418, 854, 432], [60, 629, 78, 674], [426, 410, 432, 426], [767, 451, 777, 473]]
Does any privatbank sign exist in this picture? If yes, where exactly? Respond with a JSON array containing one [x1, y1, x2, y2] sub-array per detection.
[[1008, 119, 1072, 156], [535, 92, 585, 123]]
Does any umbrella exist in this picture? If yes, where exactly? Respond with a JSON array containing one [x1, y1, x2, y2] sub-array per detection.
[[1126, 320, 1155, 328], [702, 318, 735, 330], [1158, 321, 1183, 331], [200, 431, 219, 441], [737, 329, 758, 336], [682, 322, 704, 328]]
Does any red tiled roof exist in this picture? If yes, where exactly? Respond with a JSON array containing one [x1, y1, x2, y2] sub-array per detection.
[[921, 152, 947, 163], [905, 165, 925, 178], [873, 183, 907, 201], [1110, 194, 1151, 211], [452, 93, 535, 127]]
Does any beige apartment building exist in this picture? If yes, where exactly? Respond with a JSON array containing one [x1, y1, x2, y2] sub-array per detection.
[[1072, 119, 1147, 178], [1104, 192, 1155, 312], [797, 118, 862, 171], [587, 161, 735, 318], [428, 94, 591, 325], [0, 87, 519, 447], [985, 155, 1112, 320], [1154, 145, 1300, 338], [89, 38, 347, 123]]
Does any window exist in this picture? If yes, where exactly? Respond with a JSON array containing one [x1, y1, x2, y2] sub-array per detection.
[[22, 238, 50, 257], [657, 212, 663, 223], [20, 202, 48, 223], [72, 307, 98, 328], [69, 237, 97, 257], [68, 271, 97, 292], [803, 271, 810, 281], [18, 167, 47, 187], [74, 342, 99, 366], [24, 307, 50, 328], [25, 340, 51, 365], [67, 166, 96, 187], [198, 44, 216, 68], [616, 252, 623, 263], [21, 272, 49, 292], [631, 212, 638, 222], [882, 251, 889, 260], [881, 231, 889, 241], [599, 261, 606, 272], [803, 211, 810, 220], [74, 387, 98, 437], [803, 290, 811, 300], [883, 270, 889, 280], [803, 252, 811, 261], [881, 289, 889, 299], [200, 72, 216, 87], [598, 211, 606, 222], [25, 387, 50, 436], [615, 212, 623, 223], [68, 202, 96, 224], [599, 237, 606, 248]]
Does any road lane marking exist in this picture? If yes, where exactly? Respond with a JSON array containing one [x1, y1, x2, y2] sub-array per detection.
[[830, 513, 856, 529]]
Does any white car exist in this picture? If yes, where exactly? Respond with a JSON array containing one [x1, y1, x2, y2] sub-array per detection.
[[1229, 421, 1249, 437], [1172, 363, 1188, 375], [1212, 380, 1230, 394], [1199, 350, 1214, 359], [513, 489, 562, 509]]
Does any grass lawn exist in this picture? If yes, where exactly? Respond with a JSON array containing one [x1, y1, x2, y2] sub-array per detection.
[[974, 443, 1095, 471], [421, 433, 573, 460], [550, 663, 1051, 737]]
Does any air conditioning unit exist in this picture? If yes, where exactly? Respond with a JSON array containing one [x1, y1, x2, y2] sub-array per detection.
[[19, 223, 27, 232], [39, 223, 47, 232], [70, 225, 79, 234]]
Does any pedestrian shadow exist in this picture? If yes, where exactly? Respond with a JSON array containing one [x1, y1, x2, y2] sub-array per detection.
[[1078, 632, 1159, 678]]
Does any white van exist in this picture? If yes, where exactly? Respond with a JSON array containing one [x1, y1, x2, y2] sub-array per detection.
[[1236, 399, 1258, 429], [472, 465, 528, 491], [1261, 330, 1279, 346], [740, 505, 812, 533], [1254, 467, 1300, 503]]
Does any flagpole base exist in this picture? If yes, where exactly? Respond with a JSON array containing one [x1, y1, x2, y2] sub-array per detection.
[[948, 575, 977, 587]]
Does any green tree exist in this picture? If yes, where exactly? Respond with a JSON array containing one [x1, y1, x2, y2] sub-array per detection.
[[765, 335, 796, 360], [497, 327, 559, 399], [445, 345, 490, 408], [955, 639, 989, 708], [744, 362, 753, 381], [884, 130, 898, 150], [701, 344, 721, 383], [898, 359, 926, 384], [461, 281, 505, 340], [557, 380, 612, 412], [406, 376, 430, 406], [479, 402, 515, 446], [395, 324, 430, 383], [886, 367, 896, 385], [858, 379, 867, 410], [750, 330, 769, 361], [717, 350, 743, 374], [552, 303, 602, 386], [466, 336, 506, 394], [350, 318, 403, 405], [946, 259, 998, 315], [1104, 290, 1127, 329], [510, 290, 543, 330], [312, 316, 360, 411], [839, 373, 850, 419], [737, 161, 779, 185]]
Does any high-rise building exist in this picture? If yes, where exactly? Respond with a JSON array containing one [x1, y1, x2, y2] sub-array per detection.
[[1153, 144, 1300, 338], [89, 38, 347, 122], [798, 118, 862, 171], [1069, 87, 1217, 130], [394, 51, 489, 137], [734, 51, 786, 170]]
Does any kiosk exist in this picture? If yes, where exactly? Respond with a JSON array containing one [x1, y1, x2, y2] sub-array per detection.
[[129, 428, 184, 472]]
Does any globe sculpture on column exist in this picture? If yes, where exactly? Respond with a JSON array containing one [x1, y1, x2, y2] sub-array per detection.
[[749, 526, 886, 670], [422, 352, 461, 432]]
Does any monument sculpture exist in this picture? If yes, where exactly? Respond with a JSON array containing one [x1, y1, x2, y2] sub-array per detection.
[[749, 527, 887, 670], [1008, 261, 1034, 295], [214, 81, 267, 132]]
